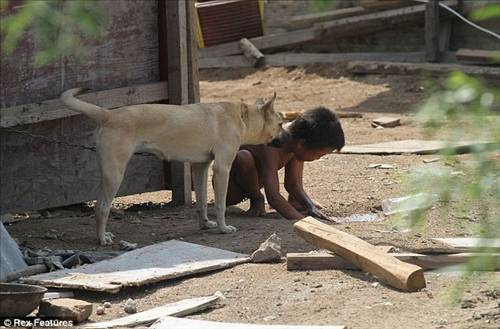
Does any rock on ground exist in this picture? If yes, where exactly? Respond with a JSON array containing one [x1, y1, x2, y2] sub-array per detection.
[[38, 298, 92, 323], [250, 233, 282, 263]]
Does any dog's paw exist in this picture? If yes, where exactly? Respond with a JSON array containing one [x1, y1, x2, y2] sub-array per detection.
[[200, 220, 218, 230], [99, 232, 115, 245], [218, 225, 237, 234]]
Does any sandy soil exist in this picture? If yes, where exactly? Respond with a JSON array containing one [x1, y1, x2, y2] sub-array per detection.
[[5, 65, 499, 329]]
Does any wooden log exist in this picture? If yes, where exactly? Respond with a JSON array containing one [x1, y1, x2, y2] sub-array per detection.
[[456, 49, 500, 65], [287, 252, 500, 271], [346, 60, 500, 78], [239, 38, 265, 67], [4, 264, 48, 282], [0, 82, 168, 128], [293, 217, 426, 292]]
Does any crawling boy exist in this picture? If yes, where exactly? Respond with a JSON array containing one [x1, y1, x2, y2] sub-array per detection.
[[226, 106, 345, 221]]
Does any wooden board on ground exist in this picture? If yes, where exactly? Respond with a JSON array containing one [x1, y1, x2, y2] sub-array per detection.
[[456, 49, 500, 65], [432, 238, 500, 252], [82, 294, 221, 329], [341, 139, 493, 155], [22, 240, 249, 293], [294, 217, 426, 292], [286, 252, 500, 271], [347, 60, 500, 79], [280, 110, 362, 121], [151, 316, 346, 329], [199, 52, 427, 69]]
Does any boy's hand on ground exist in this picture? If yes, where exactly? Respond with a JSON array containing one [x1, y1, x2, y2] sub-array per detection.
[[307, 207, 338, 223]]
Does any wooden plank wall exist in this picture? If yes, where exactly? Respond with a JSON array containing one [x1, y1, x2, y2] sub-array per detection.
[[0, 0, 165, 213]]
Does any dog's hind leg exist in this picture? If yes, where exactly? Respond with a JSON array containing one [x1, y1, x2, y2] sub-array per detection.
[[192, 162, 217, 230], [212, 150, 238, 233], [95, 144, 133, 245]]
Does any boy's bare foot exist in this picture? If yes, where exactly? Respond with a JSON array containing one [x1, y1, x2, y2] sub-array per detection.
[[246, 198, 266, 217]]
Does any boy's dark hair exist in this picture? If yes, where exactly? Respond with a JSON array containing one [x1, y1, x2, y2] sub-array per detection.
[[288, 107, 345, 151]]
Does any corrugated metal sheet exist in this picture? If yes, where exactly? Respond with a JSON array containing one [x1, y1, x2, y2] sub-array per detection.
[[196, 0, 263, 47]]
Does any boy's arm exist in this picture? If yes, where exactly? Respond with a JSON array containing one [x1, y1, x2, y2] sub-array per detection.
[[259, 152, 304, 220]]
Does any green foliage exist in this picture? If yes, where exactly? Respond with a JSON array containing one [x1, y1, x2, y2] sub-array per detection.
[[308, 0, 337, 13], [470, 4, 500, 21], [0, 0, 107, 66], [404, 71, 500, 234]]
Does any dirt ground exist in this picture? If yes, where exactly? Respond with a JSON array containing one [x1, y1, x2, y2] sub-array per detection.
[[5, 65, 499, 329]]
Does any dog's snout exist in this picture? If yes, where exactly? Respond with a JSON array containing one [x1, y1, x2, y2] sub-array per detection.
[[268, 137, 283, 148], [267, 130, 291, 148]]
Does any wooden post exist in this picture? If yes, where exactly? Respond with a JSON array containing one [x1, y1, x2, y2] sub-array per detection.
[[160, 0, 192, 205], [294, 217, 426, 292], [425, 0, 440, 62], [186, 0, 200, 103]]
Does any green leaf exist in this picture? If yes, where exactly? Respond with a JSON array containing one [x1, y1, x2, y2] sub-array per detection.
[[470, 4, 500, 21]]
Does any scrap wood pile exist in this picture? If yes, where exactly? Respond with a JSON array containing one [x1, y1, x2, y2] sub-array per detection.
[[289, 217, 500, 292], [198, 0, 500, 78]]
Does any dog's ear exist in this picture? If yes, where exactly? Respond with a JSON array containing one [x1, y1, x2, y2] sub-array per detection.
[[260, 92, 277, 113]]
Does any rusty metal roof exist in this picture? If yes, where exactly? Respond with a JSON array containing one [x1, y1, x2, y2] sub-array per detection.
[[196, 0, 263, 47]]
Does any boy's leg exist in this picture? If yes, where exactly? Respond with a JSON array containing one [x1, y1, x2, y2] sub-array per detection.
[[227, 150, 266, 216]]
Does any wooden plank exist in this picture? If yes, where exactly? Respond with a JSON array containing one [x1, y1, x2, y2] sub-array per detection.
[[151, 317, 346, 329], [166, 0, 192, 205], [287, 252, 500, 271], [287, 245, 393, 271], [199, 28, 316, 58], [346, 60, 500, 78], [294, 217, 426, 292], [315, 2, 456, 39], [432, 238, 500, 252], [456, 49, 500, 64], [425, 0, 441, 62], [340, 139, 494, 155], [199, 52, 427, 69], [82, 294, 221, 329], [1, 1, 160, 107], [288, 6, 367, 29], [21, 240, 249, 293], [0, 82, 168, 128]]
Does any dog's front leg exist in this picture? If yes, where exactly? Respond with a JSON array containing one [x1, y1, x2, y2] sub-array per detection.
[[192, 162, 217, 229], [213, 155, 237, 233]]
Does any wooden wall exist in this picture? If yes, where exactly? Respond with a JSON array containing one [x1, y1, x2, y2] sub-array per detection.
[[0, 0, 175, 214]]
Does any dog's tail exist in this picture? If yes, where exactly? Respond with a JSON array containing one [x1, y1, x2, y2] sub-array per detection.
[[60, 88, 110, 124]]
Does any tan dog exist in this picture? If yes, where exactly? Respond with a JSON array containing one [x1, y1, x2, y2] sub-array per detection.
[[61, 88, 283, 245]]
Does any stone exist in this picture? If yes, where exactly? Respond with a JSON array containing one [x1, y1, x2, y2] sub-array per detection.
[[119, 240, 138, 251], [38, 298, 92, 323], [103, 302, 111, 308], [96, 306, 105, 315], [372, 117, 401, 128], [250, 233, 282, 263], [124, 298, 137, 314]]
